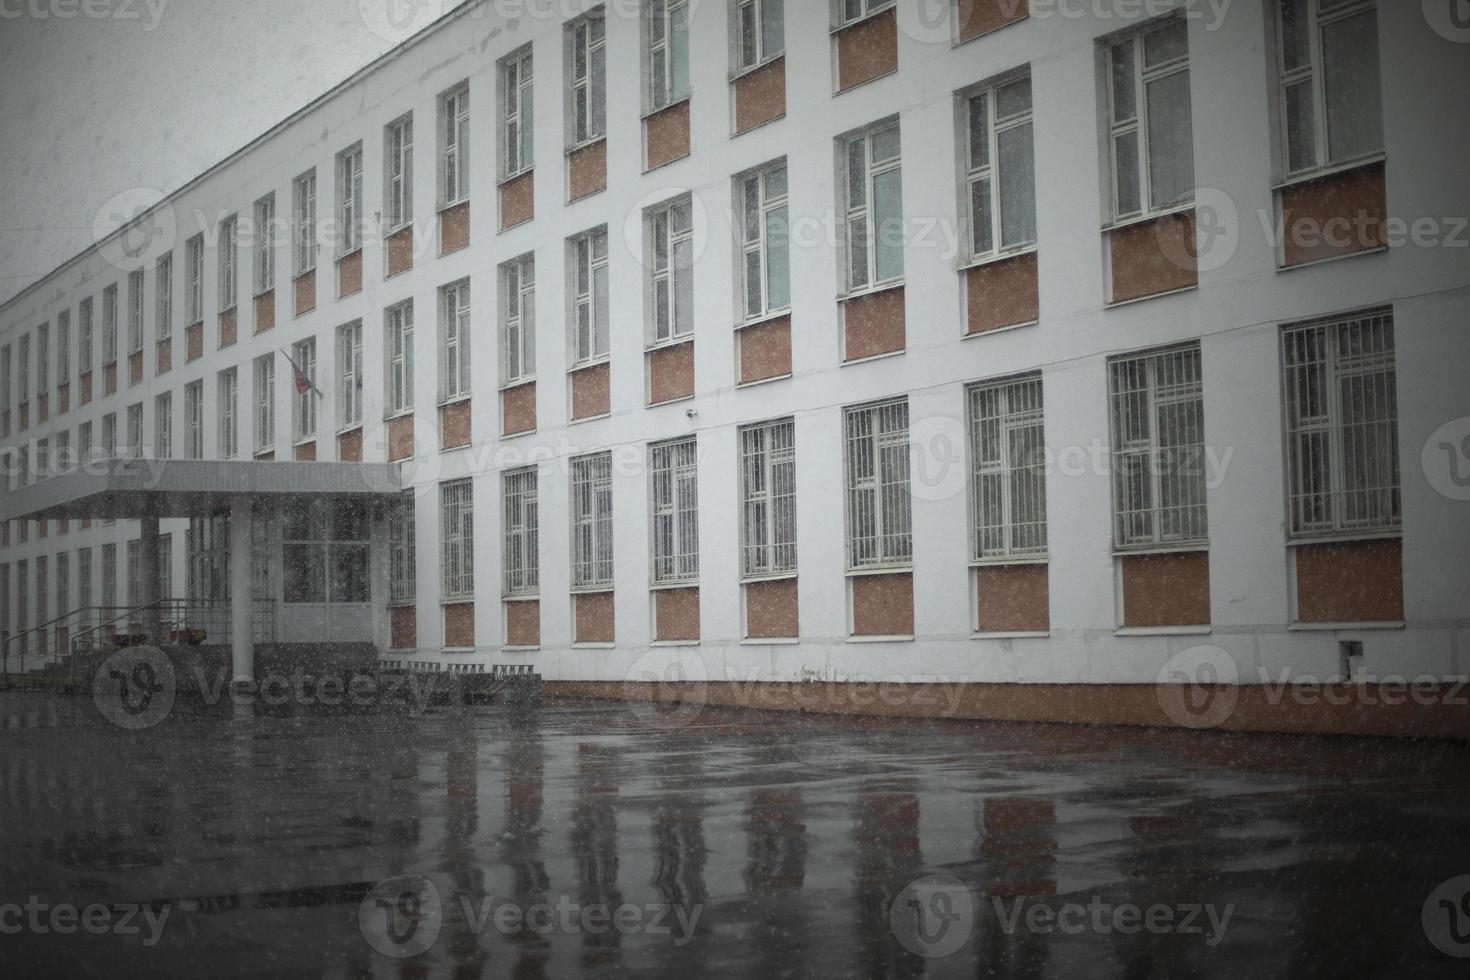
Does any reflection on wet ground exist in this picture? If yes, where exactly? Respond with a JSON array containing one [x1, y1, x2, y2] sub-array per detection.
[[1, 691, 1467, 978]]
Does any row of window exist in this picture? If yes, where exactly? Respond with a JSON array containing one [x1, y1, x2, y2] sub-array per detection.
[[0, 538, 170, 639]]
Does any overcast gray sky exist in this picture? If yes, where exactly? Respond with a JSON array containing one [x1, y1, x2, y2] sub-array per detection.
[[0, 0, 474, 307]]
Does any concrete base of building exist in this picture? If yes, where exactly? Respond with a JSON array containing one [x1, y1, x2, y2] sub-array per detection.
[[545, 680, 1470, 740]]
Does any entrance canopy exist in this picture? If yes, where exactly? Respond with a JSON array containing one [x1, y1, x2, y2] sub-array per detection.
[[0, 458, 406, 522]]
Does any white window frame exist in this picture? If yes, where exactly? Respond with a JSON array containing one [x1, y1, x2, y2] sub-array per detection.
[[184, 235, 204, 325], [155, 254, 173, 342], [964, 72, 1037, 261], [254, 354, 275, 453], [219, 214, 239, 311], [254, 193, 277, 295], [55, 312, 69, 391], [1274, 0, 1383, 181], [646, 0, 691, 112], [127, 270, 145, 355], [570, 227, 610, 367], [102, 413, 117, 458], [739, 418, 797, 579], [294, 170, 317, 276], [501, 48, 534, 179], [441, 85, 471, 207], [385, 302, 414, 416], [968, 373, 1047, 562], [842, 121, 904, 293], [649, 436, 699, 585], [184, 380, 204, 459], [389, 491, 416, 606], [218, 368, 238, 459], [500, 254, 536, 387], [844, 398, 912, 570], [78, 298, 93, 374], [36, 324, 48, 394], [647, 196, 695, 345], [292, 337, 318, 442], [1281, 308, 1398, 540], [835, 0, 894, 30], [1107, 342, 1208, 550], [440, 479, 475, 601], [1104, 17, 1195, 223], [126, 402, 143, 459], [17, 335, 29, 404], [569, 12, 607, 146], [439, 280, 471, 404], [502, 467, 539, 597], [337, 320, 364, 428], [736, 161, 790, 323], [734, 0, 784, 74], [570, 453, 613, 591], [337, 144, 364, 256], [385, 116, 414, 232], [102, 284, 119, 366]]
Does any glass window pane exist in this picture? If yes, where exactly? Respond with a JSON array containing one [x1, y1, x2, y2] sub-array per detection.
[[872, 167, 904, 282], [847, 139, 867, 209], [1110, 42, 1136, 122], [740, 2, 757, 66], [1144, 19, 1188, 67], [968, 95, 988, 171], [670, 5, 690, 99], [332, 544, 370, 602], [763, 165, 786, 200], [997, 122, 1036, 248], [1114, 134, 1141, 216], [1146, 70, 1195, 208], [762, 0, 784, 56], [1322, 10, 1383, 162], [848, 216, 869, 288], [996, 76, 1032, 118], [1279, 0, 1311, 72], [1284, 78, 1317, 173], [765, 204, 790, 309], [591, 46, 606, 134], [745, 250, 764, 317], [871, 125, 900, 163], [970, 177, 993, 255]]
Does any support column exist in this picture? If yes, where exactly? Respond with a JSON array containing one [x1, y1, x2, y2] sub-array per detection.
[[229, 495, 255, 683], [140, 508, 162, 645]]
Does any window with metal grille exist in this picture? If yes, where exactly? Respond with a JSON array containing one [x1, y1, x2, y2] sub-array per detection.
[[500, 254, 535, 386], [218, 368, 237, 459], [184, 381, 203, 459], [569, 12, 606, 144], [254, 193, 276, 294], [647, 196, 694, 344], [441, 85, 470, 206], [650, 437, 699, 584], [737, 161, 790, 322], [1282, 309, 1398, 538], [835, 0, 893, 28], [254, 354, 274, 453], [965, 74, 1036, 259], [79, 298, 93, 373], [187, 516, 229, 602], [389, 490, 416, 605], [294, 171, 317, 276], [154, 392, 172, 459], [968, 374, 1047, 561], [739, 418, 796, 578], [126, 403, 143, 459], [337, 143, 364, 255], [736, 0, 783, 72], [570, 227, 609, 366], [1105, 17, 1194, 221], [1275, 0, 1381, 178], [842, 121, 903, 291], [36, 324, 48, 394], [646, 0, 690, 111], [56, 311, 70, 389], [102, 283, 119, 365], [385, 302, 414, 415], [384, 117, 413, 230], [219, 215, 238, 310], [337, 320, 363, 426], [845, 398, 911, 569], [15, 336, 26, 403], [78, 421, 92, 464], [1108, 343, 1208, 549], [127, 271, 145, 354], [439, 280, 471, 403], [503, 467, 539, 596], [155, 255, 172, 341], [102, 413, 117, 457], [571, 453, 613, 590], [502, 49, 534, 177], [440, 479, 475, 600], [184, 235, 203, 325], [292, 338, 317, 441]]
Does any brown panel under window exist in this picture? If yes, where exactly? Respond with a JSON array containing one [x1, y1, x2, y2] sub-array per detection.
[[733, 57, 785, 135], [575, 591, 615, 644], [506, 599, 540, 647], [254, 451, 275, 462], [1279, 162, 1387, 268], [966, 252, 1039, 335], [387, 414, 415, 462], [254, 290, 276, 333], [57, 384, 69, 415], [568, 140, 608, 202], [957, 0, 1029, 43], [78, 373, 92, 406], [655, 587, 700, 643], [219, 310, 236, 348], [647, 340, 694, 405], [337, 427, 363, 463], [843, 285, 906, 361], [294, 269, 316, 317], [390, 606, 417, 650], [128, 352, 143, 387], [293, 441, 317, 462], [439, 202, 470, 255], [570, 362, 610, 420], [440, 400, 471, 451], [1295, 538, 1403, 623], [644, 100, 691, 172], [501, 382, 537, 436], [745, 578, 798, 639], [1120, 551, 1211, 627], [338, 250, 363, 298], [1109, 210, 1198, 304], [835, 7, 897, 94], [977, 563, 1050, 633], [851, 572, 914, 637], [500, 172, 535, 230], [444, 602, 475, 648], [386, 227, 414, 278], [103, 363, 118, 394], [738, 315, 792, 384], [156, 337, 172, 375]]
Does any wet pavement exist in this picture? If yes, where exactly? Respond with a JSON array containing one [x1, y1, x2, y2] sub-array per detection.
[[1, 690, 1468, 978]]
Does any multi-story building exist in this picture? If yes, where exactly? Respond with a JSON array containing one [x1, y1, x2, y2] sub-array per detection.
[[0, 0, 1467, 734]]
